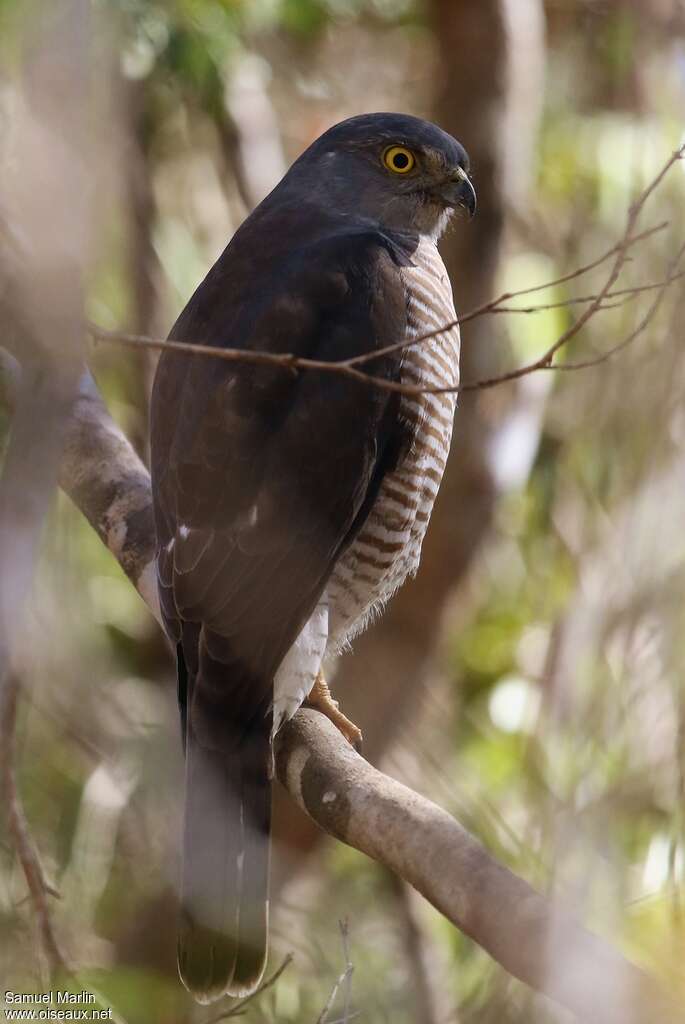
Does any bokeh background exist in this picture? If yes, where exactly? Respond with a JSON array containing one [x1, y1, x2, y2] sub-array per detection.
[[1, 1, 685, 1021]]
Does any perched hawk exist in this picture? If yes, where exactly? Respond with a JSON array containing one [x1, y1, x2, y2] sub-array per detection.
[[150, 112, 475, 1003]]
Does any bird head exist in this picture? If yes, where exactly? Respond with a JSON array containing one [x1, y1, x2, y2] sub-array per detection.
[[282, 112, 476, 240]]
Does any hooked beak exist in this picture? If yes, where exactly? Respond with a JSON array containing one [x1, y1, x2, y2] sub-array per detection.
[[434, 166, 477, 219]]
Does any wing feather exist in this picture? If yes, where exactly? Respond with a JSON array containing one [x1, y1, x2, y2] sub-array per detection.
[[151, 224, 416, 744]]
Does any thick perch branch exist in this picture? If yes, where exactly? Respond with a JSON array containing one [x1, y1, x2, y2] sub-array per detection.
[[276, 712, 678, 1024], [57, 369, 160, 619], [0, 357, 679, 1022]]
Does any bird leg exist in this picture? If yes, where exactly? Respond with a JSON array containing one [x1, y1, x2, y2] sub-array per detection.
[[305, 672, 363, 753]]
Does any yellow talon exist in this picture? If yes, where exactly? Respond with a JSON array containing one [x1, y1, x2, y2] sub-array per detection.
[[305, 672, 363, 752]]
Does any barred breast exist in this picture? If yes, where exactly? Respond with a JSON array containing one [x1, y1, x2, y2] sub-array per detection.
[[326, 237, 460, 650]]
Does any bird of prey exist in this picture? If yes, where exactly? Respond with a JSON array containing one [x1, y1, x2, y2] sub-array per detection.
[[150, 112, 475, 1004]]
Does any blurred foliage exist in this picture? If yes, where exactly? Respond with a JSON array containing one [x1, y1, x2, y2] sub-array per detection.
[[2, 0, 685, 1022]]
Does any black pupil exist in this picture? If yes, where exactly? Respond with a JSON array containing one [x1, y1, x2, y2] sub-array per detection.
[[392, 151, 409, 169]]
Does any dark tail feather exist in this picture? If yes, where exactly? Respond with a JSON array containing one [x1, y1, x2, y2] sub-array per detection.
[[178, 726, 271, 1003], [232, 739, 271, 994]]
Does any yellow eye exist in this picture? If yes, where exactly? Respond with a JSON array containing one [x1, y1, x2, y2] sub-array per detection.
[[383, 145, 416, 174]]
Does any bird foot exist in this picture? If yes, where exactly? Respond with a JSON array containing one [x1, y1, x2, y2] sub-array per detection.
[[305, 672, 363, 753]]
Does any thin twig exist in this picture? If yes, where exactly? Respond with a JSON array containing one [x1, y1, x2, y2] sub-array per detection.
[[554, 239, 685, 372], [85, 146, 684, 399], [88, 219, 672, 380], [0, 675, 69, 981], [0, 672, 130, 1022], [88, 262, 681, 400], [204, 954, 294, 1023], [480, 269, 684, 316], [455, 221, 668, 323], [460, 145, 684, 391], [344, 219, 671, 364], [316, 920, 355, 1024], [14, 881, 61, 906], [86, 225, 675, 391], [87, 144, 683, 399]]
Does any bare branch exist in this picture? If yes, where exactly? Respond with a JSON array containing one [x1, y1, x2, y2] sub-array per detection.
[[276, 711, 681, 1024], [0, 668, 131, 1018], [0, 674, 70, 981], [316, 920, 354, 1024], [344, 218, 673, 364], [553, 239, 685, 373], [474, 269, 685, 317], [57, 370, 160, 619], [456, 220, 669, 325], [86, 144, 683, 398], [86, 262, 678, 400], [459, 145, 685, 391]]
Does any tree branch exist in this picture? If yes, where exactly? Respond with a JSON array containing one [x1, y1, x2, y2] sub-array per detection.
[[85, 143, 684, 399], [276, 711, 679, 1024], [0, 358, 679, 1020], [0, 673, 69, 981], [315, 920, 354, 1024], [57, 369, 160, 620]]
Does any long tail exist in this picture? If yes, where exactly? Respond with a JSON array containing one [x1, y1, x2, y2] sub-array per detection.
[[178, 717, 271, 1003]]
